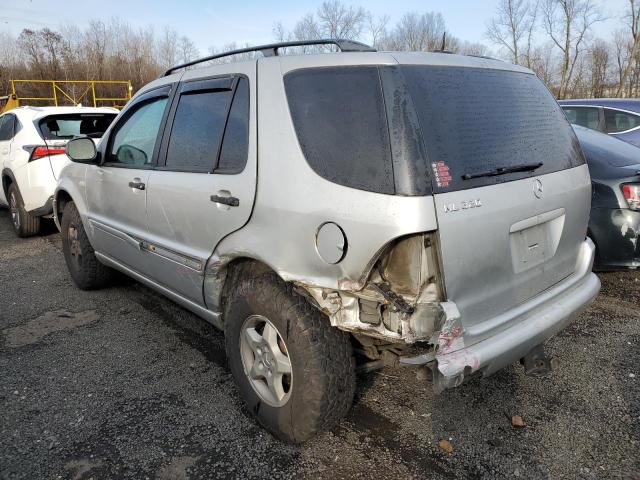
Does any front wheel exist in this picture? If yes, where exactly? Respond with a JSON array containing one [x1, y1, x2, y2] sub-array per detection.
[[61, 201, 114, 290], [224, 270, 356, 443]]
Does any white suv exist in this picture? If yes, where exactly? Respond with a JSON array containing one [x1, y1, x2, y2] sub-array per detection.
[[0, 106, 117, 237]]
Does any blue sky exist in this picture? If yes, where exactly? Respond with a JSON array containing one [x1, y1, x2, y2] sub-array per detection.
[[0, 0, 629, 54]]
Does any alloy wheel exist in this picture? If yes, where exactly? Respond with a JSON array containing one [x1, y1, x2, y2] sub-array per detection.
[[239, 314, 293, 407]]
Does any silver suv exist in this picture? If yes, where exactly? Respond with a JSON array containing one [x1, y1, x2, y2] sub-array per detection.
[[56, 39, 600, 443]]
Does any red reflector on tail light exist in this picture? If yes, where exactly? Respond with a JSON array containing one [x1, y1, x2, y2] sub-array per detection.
[[622, 183, 640, 211], [30, 146, 66, 161]]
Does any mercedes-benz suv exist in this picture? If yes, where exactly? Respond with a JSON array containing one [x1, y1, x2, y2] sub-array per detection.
[[54, 39, 600, 443]]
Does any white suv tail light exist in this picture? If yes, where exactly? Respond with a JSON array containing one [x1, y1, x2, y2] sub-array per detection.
[[25, 145, 67, 162]]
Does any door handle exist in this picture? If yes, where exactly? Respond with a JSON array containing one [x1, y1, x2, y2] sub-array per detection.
[[128, 179, 145, 190], [210, 194, 239, 207]]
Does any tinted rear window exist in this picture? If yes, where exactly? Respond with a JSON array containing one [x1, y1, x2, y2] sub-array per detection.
[[217, 77, 250, 174], [401, 66, 584, 192], [38, 113, 117, 140], [166, 89, 232, 172], [284, 66, 394, 194]]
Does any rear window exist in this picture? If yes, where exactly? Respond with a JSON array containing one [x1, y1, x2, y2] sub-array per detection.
[[401, 66, 584, 192], [284, 66, 394, 194], [38, 113, 116, 140]]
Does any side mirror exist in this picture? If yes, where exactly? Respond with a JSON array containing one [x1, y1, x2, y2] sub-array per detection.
[[66, 136, 97, 163]]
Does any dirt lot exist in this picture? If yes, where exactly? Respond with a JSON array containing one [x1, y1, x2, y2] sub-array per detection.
[[0, 209, 638, 480]]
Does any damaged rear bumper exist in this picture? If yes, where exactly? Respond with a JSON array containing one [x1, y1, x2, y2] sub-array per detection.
[[433, 238, 600, 391]]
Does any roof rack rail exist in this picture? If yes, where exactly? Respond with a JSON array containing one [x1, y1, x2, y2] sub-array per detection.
[[161, 38, 376, 77]]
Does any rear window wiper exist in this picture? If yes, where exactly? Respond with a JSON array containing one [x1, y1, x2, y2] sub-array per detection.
[[462, 162, 544, 180]]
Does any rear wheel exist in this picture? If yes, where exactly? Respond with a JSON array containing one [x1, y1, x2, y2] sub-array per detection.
[[8, 183, 40, 237], [224, 269, 356, 443], [61, 201, 114, 289]]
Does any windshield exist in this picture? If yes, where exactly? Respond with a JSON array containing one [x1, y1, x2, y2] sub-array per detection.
[[38, 113, 117, 140], [400, 66, 584, 193]]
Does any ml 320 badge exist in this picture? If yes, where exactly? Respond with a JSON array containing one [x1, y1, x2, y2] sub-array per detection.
[[443, 199, 483, 213]]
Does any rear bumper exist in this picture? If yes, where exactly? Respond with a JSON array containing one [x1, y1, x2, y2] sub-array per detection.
[[434, 238, 600, 391], [28, 196, 53, 217]]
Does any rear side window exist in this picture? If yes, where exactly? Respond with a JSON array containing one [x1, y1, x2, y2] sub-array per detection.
[[0, 114, 15, 141], [164, 76, 250, 174], [401, 66, 583, 192], [562, 106, 600, 130], [604, 109, 640, 133], [39, 114, 116, 140], [284, 66, 394, 194], [217, 78, 250, 173], [166, 89, 233, 172]]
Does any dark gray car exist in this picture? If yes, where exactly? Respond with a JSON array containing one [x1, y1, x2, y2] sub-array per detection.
[[573, 125, 640, 269], [560, 99, 640, 148]]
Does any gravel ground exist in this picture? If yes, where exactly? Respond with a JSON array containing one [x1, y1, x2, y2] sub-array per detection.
[[0, 209, 638, 480]]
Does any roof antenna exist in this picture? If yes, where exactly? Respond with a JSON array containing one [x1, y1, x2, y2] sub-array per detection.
[[440, 31, 446, 51]]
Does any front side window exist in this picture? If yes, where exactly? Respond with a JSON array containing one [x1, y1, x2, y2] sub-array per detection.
[[562, 106, 600, 130], [284, 66, 394, 194], [604, 109, 640, 133], [0, 114, 15, 141], [109, 97, 168, 166]]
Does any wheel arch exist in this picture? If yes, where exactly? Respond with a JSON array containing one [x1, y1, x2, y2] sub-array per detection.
[[204, 256, 288, 320], [52, 174, 90, 232], [54, 189, 73, 227], [2, 168, 16, 198]]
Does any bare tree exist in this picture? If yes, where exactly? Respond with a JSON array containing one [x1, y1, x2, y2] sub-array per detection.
[[486, 0, 533, 64], [588, 39, 610, 97], [316, 0, 368, 39], [523, 1, 540, 68], [616, 0, 640, 96], [542, 0, 605, 98], [529, 41, 557, 86], [381, 12, 446, 51], [272, 21, 291, 43], [177, 36, 199, 64], [451, 39, 490, 56], [157, 27, 178, 68], [368, 14, 389, 49]]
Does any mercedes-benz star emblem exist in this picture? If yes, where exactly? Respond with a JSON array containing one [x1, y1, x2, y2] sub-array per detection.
[[533, 179, 544, 199]]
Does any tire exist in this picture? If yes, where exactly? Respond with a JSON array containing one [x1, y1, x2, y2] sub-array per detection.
[[61, 201, 114, 290], [224, 269, 356, 443], [8, 183, 40, 237]]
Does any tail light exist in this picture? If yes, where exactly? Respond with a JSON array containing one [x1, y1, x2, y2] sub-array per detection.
[[26, 145, 66, 162], [622, 183, 640, 211]]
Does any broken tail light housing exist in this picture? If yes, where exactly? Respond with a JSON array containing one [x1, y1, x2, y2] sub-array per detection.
[[622, 183, 640, 211], [25, 145, 67, 162]]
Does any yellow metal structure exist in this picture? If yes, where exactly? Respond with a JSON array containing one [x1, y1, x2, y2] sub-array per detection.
[[1, 80, 133, 113]]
